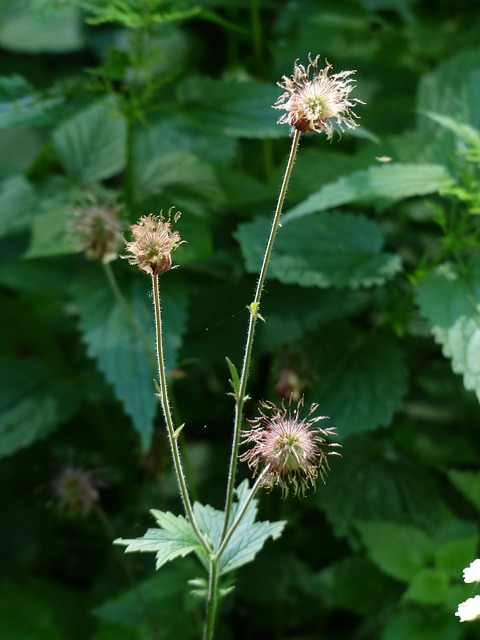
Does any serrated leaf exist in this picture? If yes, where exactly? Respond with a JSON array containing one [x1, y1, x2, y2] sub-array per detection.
[[73, 268, 188, 450], [236, 211, 401, 289], [0, 175, 36, 238], [115, 511, 200, 570], [0, 358, 78, 457], [423, 111, 480, 147], [416, 258, 480, 401], [193, 480, 286, 575], [53, 103, 126, 183], [447, 469, 480, 511], [357, 521, 435, 582], [308, 326, 408, 435], [319, 435, 442, 536], [282, 164, 454, 222], [177, 76, 282, 138]]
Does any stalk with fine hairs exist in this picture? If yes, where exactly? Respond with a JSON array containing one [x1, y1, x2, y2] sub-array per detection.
[[220, 128, 301, 540]]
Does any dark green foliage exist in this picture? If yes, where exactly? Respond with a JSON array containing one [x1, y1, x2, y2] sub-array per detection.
[[2, 0, 480, 638]]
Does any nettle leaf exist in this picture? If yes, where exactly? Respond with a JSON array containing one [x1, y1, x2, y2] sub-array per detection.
[[0, 175, 36, 238], [282, 164, 454, 222], [177, 76, 281, 138], [447, 469, 480, 511], [0, 358, 78, 457], [318, 435, 442, 536], [193, 480, 286, 575], [236, 211, 401, 289], [0, 75, 65, 128], [53, 103, 126, 183], [308, 325, 408, 436], [356, 521, 435, 582], [115, 511, 201, 570], [73, 268, 188, 450], [416, 258, 480, 401]]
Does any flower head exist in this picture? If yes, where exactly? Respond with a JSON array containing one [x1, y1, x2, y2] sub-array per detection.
[[123, 209, 184, 276], [273, 54, 364, 138], [464, 559, 480, 583], [51, 465, 104, 515], [70, 191, 123, 263], [239, 396, 340, 498], [455, 595, 480, 622]]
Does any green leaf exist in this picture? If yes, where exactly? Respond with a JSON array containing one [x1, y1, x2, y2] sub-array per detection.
[[0, 175, 36, 238], [0, 75, 64, 128], [435, 535, 479, 577], [423, 111, 480, 147], [382, 610, 462, 640], [0, 582, 63, 640], [416, 258, 480, 401], [404, 568, 449, 604], [308, 326, 408, 436], [319, 435, 442, 536], [282, 164, 454, 222], [0, 357, 78, 457], [193, 480, 286, 575], [53, 103, 126, 183], [73, 268, 188, 450], [236, 212, 402, 289], [356, 521, 435, 582], [115, 511, 201, 570], [447, 469, 480, 511], [0, 0, 84, 53], [225, 357, 240, 397], [177, 76, 282, 138]]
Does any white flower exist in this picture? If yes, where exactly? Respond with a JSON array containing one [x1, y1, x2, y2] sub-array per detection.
[[455, 595, 480, 622], [463, 559, 480, 583]]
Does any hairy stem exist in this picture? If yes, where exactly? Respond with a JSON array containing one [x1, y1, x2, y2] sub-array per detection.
[[202, 557, 220, 640], [151, 274, 211, 552], [220, 128, 301, 539]]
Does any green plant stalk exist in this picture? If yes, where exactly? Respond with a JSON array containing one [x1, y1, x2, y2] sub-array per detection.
[[151, 274, 211, 553], [202, 467, 268, 640], [220, 128, 301, 540]]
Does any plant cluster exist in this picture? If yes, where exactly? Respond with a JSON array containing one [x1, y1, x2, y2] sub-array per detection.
[[1, 1, 480, 639]]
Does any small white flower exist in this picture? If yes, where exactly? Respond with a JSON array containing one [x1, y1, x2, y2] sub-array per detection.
[[463, 559, 480, 583], [455, 595, 480, 622]]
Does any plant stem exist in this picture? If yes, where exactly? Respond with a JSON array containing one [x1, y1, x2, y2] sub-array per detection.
[[151, 274, 211, 553], [203, 557, 220, 640], [220, 128, 301, 540]]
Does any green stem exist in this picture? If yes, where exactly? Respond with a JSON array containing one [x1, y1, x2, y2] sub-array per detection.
[[151, 274, 211, 553], [202, 557, 220, 640], [220, 129, 301, 540]]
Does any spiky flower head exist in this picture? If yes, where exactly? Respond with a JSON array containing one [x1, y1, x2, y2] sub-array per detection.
[[239, 396, 340, 498], [273, 54, 364, 138], [70, 191, 123, 263], [51, 465, 103, 515], [123, 209, 184, 277]]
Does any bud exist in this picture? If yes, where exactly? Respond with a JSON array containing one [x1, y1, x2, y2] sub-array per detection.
[[70, 191, 123, 263], [273, 54, 364, 138], [239, 396, 340, 498], [123, 210, 184, 277]]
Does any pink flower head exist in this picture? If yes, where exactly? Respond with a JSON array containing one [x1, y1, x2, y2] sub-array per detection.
[[273, 54, 364, 138], [240, 396, 340, 498], [123, 210, 184, 277]]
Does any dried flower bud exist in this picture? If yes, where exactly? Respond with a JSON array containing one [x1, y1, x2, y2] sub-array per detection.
[[123, 210, 184, 277], [51, 465, 103, 515], [273, 54, 364, 138], [70, 191, 123, 263], [240, 396, 340, 498]]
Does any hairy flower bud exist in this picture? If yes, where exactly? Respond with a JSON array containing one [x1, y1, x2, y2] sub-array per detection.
[[239, 396, 340, 498], [273, 54, 364, 138], [123, 210, 184, 276]]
